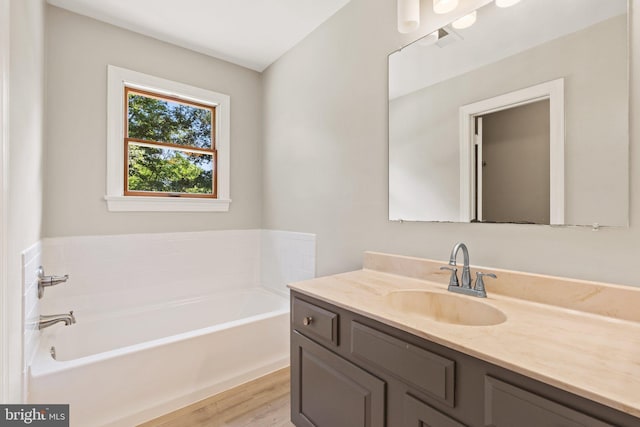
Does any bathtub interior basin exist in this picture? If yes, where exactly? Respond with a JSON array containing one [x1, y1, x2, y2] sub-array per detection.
[[385, 290, 506, 326]]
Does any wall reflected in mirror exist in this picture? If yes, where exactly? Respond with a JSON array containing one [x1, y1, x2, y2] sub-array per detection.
[[479, 100, 550, 224], [388, 0, 628, 226]]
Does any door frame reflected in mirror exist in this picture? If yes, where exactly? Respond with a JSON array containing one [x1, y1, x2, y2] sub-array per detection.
[[458, 78, 565, 224]]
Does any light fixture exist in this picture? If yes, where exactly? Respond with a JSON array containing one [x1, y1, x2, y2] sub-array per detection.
[[433, 0, 459, 14], [452, 10, 477, 29], [495, 0, 521, 7], [397, 0, 420, 33]]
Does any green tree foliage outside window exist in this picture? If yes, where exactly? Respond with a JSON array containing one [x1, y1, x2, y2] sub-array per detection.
[[126, 91, 215, 195]]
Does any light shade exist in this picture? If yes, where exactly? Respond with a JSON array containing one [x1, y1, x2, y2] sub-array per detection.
[[452, 10, 477, 29], [495, 0, 521, 7], [433, 0, 459, 14], [397, 0, 420, 33]]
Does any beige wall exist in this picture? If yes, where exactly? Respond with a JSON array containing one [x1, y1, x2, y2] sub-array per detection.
[[44, 6, 263, 237], [262, 0, 640, 287], [7, 0, 45, 401]]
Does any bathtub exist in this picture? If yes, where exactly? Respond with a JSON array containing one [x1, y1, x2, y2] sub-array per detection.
[[29, 287, 290, 427]]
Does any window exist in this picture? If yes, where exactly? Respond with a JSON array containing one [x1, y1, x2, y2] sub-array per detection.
[[106, 66, 230, 212], [125, 88, 216, 197]]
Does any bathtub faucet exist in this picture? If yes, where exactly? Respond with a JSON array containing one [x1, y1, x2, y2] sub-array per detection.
[[37, 266, 69, 299], [39, 311, 76, 330]]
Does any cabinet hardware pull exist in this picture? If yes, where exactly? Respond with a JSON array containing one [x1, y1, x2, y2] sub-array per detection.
[[303, 316, 313, 326]]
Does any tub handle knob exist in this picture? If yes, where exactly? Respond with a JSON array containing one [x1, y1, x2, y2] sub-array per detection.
[[37, 266, 69, 299], [303, 316, 313, 326]]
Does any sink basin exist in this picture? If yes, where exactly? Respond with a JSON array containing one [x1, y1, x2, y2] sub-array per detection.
[[385, 290, 507, 326]]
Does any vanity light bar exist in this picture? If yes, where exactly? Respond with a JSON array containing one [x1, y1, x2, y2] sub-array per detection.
[[452, 10, 477, 29], [433, 0, 459, 14], [495, 0, 522, 7], [398, 0, 420, 33]]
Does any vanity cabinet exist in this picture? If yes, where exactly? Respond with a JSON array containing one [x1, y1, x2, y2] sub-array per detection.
[[290, 291, 640, 427], [404, 393, 466, 427], [291, 332, 385, 427], [484, 376, 614, 427]]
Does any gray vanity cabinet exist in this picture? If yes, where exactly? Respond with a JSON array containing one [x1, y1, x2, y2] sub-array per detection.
[[290, 292, 640, 427], [483, 377, 614, 427], [404, 393, 466, 427], [291, 331, 385, 427]]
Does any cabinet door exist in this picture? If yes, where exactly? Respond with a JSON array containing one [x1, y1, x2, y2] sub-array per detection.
[[404, 394, 467, 427], [485, 376, 614, 427], [291, 331, 385, 427]]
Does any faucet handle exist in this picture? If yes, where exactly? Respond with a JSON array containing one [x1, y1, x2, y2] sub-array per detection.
[[37, 266, 70, 299], [440, 266, 459, 288], [474, 272, 497, 296]]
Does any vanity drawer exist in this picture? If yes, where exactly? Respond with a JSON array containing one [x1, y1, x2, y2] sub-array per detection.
[[350, 321, 455, 407], [484, 376, 614, 427], [404, 394, 466, 427], [292, 297, 339, 346]]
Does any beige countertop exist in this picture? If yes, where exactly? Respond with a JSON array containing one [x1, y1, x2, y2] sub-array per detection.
[[288, 252, 640, 418]]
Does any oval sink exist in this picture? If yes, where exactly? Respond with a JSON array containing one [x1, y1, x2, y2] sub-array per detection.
[[385, 290, 507, 326]]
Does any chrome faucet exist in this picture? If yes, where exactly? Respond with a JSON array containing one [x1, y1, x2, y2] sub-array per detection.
[[39, 311, 76, 330], [440, 243, 496, 298], [450, 243, 472, 288]]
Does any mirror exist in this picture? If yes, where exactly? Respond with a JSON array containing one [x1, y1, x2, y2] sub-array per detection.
[[388, 0, 628, 226]]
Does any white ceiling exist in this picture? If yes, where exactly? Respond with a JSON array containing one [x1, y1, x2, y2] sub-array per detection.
[[46, 0, 351, 71], [390, 0, 628, 100]]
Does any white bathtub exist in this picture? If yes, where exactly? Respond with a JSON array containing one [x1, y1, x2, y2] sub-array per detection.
[[29, 287, 290, 427]]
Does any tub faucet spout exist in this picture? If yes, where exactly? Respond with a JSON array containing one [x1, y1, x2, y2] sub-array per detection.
[[39, 311, 76, 330]]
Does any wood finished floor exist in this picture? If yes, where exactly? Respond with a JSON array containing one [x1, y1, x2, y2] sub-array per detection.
[[139, 368, 295, 427]]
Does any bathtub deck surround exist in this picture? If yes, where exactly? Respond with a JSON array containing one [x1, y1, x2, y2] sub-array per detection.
[[28, 229, 315, 427], [288, 251, 640, 420]]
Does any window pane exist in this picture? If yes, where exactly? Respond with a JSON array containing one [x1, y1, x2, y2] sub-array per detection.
[[127, 92, 212, 149], [128, 144, 214, 194]]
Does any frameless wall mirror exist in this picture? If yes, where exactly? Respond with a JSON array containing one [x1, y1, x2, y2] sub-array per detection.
[[388, 0, 629, 226]]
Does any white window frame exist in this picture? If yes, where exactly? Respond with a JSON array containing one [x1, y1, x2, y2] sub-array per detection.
[[105, 65, 231, 212]]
